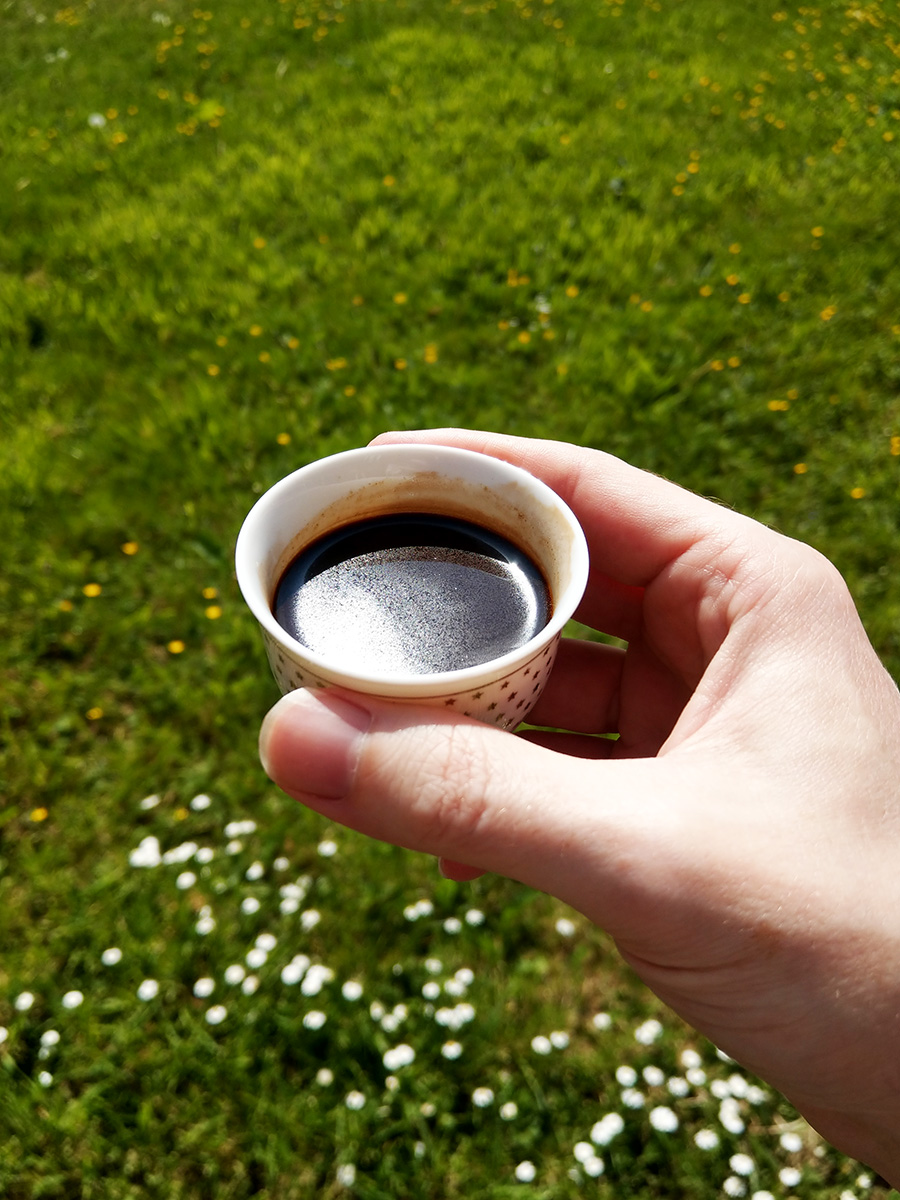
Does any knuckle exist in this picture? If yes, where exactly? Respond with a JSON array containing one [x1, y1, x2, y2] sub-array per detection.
[[410, 724, 495, 849]]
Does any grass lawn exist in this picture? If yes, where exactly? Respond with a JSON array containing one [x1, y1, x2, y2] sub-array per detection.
[[1, 0, 899, 1195]]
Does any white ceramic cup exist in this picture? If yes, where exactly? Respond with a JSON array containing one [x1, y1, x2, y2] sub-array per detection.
[[235, 444, 589, 729]]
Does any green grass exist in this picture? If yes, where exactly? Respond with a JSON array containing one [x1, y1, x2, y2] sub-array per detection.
[[1, 0, 899, 1195]]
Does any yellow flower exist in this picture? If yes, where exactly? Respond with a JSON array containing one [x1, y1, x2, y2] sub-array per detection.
[[778, 291, 790, 302], [121, 541, 139, 555], [727, 356, 741, 368], [738, 293, 751, 304], [175, 807, 189, 820], [87, 707, 103, 720], [276, 432, 291, 445], [517, 330, 532, 344], [253, 236, 267, 249], [344, 385, 356, 396], [216, 335, 228, 347], [393, 293, 407, 305], [687, 162, 700, 174], [672, 185, 685, 196], [768, 399, 789, 411], [31, 807, 49, 822], [850, 487, 866, 499], [167, 640, 186, 654], [640, 300, 653, 312], [729, 243, 741, 254], [699, 284, 713, 297], [205, 605, 222, 619], [787, 389, 799, 400], [59, 599, 73, 612], [394, 358, 407, 370], [249, 324, 263, 336], [794, 463, 808, 474], [820, 305, 837, 321], [811, 226, 824, 238], [615, 98, 626, 110], [543, 329, 556, 340], [106, 108, 118, 120], [566, 285, 579, 298], [259, 351, 271, 363], [287, 337, 300, 350], [726, 274, 739, 286], [711, 360, 724, 371], [559, 133, 571, 145], [202, 587, 218, 599], [326, 357, 347, 371], [383, 175, 395, 186], [556, 363, 569, 376], [424, 344, 438, 363], [207, 364, 220, 376], [890, 436, 900, 456], [83, 583, 102, 597], [351, 295, 364, 307]]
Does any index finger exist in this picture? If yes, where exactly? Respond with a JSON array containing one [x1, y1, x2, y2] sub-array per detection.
[[370, 428, 748, 589]]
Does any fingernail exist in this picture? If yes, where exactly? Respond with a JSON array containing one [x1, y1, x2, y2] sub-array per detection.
[[259, 689, 372, 800]]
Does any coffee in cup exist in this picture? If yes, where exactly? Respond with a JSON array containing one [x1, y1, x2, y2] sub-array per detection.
[[235, 444, 588, 728]]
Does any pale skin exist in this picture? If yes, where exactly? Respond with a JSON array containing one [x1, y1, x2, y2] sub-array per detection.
[[259, 429, 900, 1182]]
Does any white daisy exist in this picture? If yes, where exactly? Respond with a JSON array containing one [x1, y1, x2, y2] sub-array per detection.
[[694, 1129, 719, 1150], [336, 1164, 356, 1187], [649, 1106, 678, 1132], [382, 1044, 415, 1070], [634, 1018, 663, 1045]]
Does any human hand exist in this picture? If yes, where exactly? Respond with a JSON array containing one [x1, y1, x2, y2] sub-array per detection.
[[259, 429, 900, 1180]]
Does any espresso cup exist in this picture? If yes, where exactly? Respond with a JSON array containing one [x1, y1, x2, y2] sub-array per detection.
[[235, 444, 589, 729]]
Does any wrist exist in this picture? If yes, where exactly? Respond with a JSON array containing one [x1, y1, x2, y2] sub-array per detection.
[[803, 1105, 900, 1189]]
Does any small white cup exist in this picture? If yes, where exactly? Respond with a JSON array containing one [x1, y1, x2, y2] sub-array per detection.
[[236, 444, 589, 729]]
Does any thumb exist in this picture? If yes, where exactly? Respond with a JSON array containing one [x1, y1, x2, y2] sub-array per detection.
[[258, 687, 671, 916]]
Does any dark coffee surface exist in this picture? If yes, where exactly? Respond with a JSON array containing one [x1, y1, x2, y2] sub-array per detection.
[[273, 513, 551, 675]]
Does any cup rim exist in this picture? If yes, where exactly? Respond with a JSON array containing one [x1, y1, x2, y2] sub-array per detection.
[[235, 444, 589, 691]]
